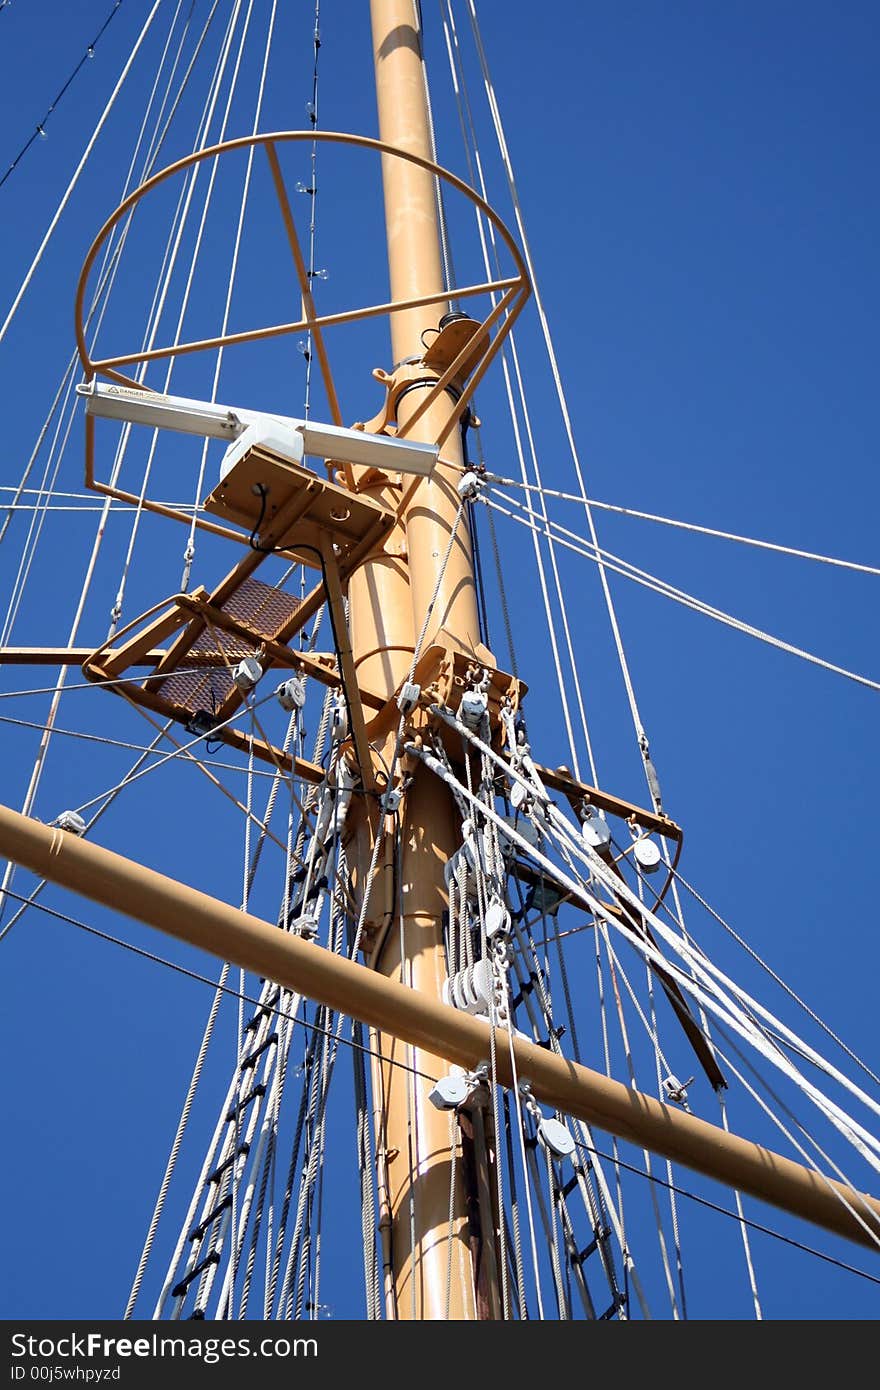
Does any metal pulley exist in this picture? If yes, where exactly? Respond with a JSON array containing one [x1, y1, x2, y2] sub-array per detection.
[[485, 897, 511, 939], [581, 813, 612, 856], [276, 676, 306, 711], [232, 655, 263, 690], [444, 957, 493, 1016], [538, 1117, 576, 1160], [633, 836, 661, 874], [458, 687, 488, 731], [428, 1072, 471, 1111]]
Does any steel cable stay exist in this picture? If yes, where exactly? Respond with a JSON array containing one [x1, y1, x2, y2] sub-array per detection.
[[405, 731, 880, 1199], [430, 699, 880, 1137], [480, 489, 880, 694], [108, 0, 260, 636], [10, 882, 880, 1294], [180, 0, 279, 596], [667, 866, 880, 1092], [500, 845, 632, 1313], [0, 3, 247, 925], [0, 0, 126, 193], [435, 18, 715, 1319], [476, 471, 880, 579], [0, 717, 177, 946], [438, 0, 597, 786], [0, 0, 218, 548], [601, 933, 682, 1318], [459, 0, 661, 811], [433, 724, 641, 1318], [442, 12, 876, 1312], [535, 805, 880, 1163], [106, 0, 268, 641], [0, 0, 164, 347]]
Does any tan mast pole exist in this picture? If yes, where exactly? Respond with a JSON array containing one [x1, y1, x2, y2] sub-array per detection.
[[2, 801, 879, 1251], [345, 0, 485, 1319]]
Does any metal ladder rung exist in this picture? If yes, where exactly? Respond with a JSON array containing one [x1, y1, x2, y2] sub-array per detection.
[[600, 1295, 625, 1320], [188, 1194, 232, 1243], [574, 1227, 611, 1266], [171, 1250, 221, 1299], [224, 1081, 266, 1123], [244, 989, 280, 1032], [241, 1032, 278, 1072], [206, 1141, 250, 1186]]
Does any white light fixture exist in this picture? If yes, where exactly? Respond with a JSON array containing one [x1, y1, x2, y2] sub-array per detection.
[[76, 380, 439, 477]]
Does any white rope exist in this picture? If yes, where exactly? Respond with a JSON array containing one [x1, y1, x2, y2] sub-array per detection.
[[462, 0, 653, 774], [482, 491, 880, 694], [719, 1096, 763, 1319], [411, 734, 880, 1189], [0, 0, 163, 345], [0, 2, 241, 923], [706, 1024, 880, 1252], [538, 803, 880, 1151], [481, 473, 880, 579], [601, 928, 681, 1318], [0, 718, 175, 947], [541, 816, 880, 1173], [440, 0, 594, 783], [109, 0, 252, 633], [672, 865, 880, 1091], [181, 0, 278, 590]]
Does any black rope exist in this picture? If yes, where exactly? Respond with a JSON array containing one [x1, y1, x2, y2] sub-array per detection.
[[0, 0, 124, 191], [469, 503, 491, 649]]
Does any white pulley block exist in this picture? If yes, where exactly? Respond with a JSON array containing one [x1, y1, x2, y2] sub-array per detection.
[[232, 655, 263, 690], [582, 816, 612, 855], [538, 1117, 576, 1159], [634, 836, 662, 874], [485, 898, 511, 939], [276, 676, 306, 711], [459, 689, 488, 731], [429, 1073, 470, 1111]]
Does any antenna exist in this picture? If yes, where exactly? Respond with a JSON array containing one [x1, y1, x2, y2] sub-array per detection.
[[76, 380, 440, 477]]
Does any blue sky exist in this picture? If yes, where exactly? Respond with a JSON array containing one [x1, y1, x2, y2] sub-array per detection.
[[0, 1, 878, 1321]]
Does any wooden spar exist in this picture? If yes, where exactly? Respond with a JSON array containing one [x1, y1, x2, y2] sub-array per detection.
[[1, 798, 879, 1251], [342, 0, 484, 1320]]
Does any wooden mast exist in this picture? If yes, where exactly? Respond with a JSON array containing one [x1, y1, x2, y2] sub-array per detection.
[[345, 0, 485, 1320]]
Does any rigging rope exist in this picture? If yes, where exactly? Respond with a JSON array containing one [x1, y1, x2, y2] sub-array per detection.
[[0, 0, 228, 927], [461, 0, 657, 800], [0, 0, 125, 191], [180, 0, 278, 591], [0, 0, 209, 549], [481, 491, 880, 693], [0, 0, 162, 346], [440, 0, 597, 784], [109, 0, 255, 631], [480, 474, 880, 579], [671, 865, 880, 1091], [410, 725, 880, 1194]]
